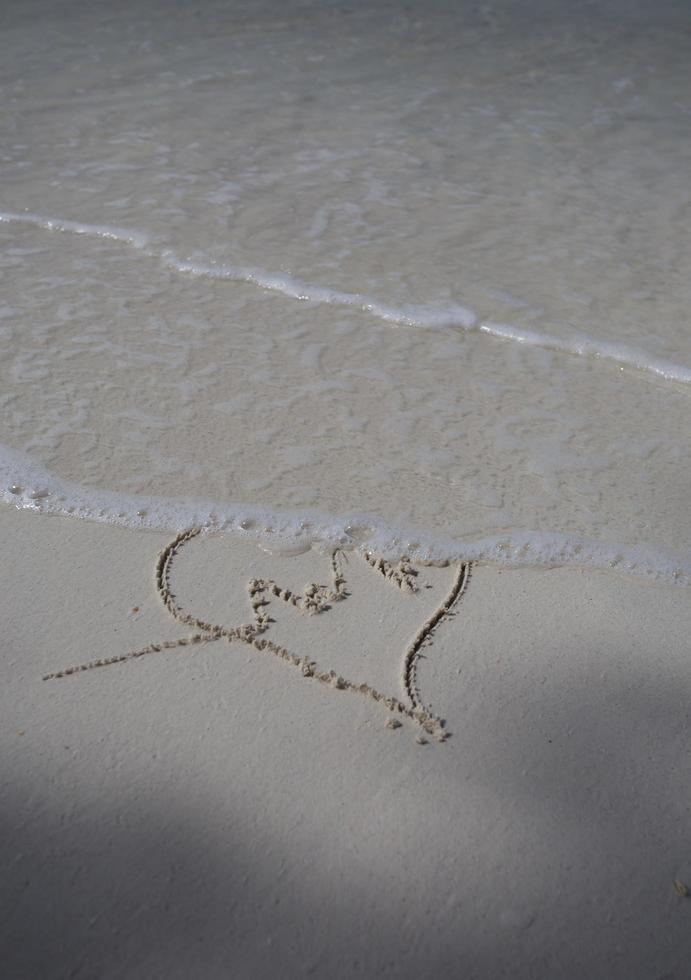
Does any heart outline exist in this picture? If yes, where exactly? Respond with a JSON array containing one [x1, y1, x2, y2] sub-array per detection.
[[43, 528, 472, 742]]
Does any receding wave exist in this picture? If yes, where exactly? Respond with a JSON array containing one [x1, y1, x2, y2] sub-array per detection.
[[2, 209, 691, 384], [0, 209, 475, 330], [1, 444, 689, 587], [480, 323, 691, 385], [0, 209, 151, 249]]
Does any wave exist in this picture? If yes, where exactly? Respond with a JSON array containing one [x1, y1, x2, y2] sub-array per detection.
[[479, 323, 691, 385], [2, 209, 690, 384], [0, 209, 475, 329], [0, 209, 151, 249], [1, 443, 689, 587]]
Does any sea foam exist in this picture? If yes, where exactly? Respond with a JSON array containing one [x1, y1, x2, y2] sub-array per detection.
[[1, 443, 689, 587], [2, 209, 691, 384]]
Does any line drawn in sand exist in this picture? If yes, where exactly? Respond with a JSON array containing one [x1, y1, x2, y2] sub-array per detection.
[[43, 528, 472, 742]]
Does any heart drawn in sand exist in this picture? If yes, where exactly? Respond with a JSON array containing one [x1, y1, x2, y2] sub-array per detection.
[[43, 528, 471, 742]]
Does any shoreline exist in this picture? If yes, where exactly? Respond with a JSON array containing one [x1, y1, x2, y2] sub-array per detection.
[[3, 447, 691, 588]]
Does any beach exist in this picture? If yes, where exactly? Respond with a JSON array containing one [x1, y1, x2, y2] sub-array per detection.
[[4, 504, 691, 977], [2, 0, 691, 976]]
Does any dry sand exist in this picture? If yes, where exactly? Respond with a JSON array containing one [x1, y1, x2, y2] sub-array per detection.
[[2, 503, 691, 978]]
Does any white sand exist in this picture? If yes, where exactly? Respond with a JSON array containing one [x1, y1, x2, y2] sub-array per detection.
[[3, 503, 691, 978]]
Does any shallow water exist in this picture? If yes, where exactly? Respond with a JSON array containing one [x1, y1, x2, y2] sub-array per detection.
[[1, 0, 690, 582]]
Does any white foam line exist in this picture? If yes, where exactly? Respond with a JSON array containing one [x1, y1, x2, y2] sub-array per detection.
[[2, 208, 691, 384], [1, 444, 689, 588], [0, 209, 150, 250], [161, 251, 477, 328], [479, 322, 691, 385], [0, 208, 475, 330]]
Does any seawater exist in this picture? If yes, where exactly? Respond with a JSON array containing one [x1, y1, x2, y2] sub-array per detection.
[[1, 0, 691, 584]]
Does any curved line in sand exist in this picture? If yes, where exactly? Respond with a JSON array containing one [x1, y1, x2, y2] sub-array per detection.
[[403, 561, 472, 712]]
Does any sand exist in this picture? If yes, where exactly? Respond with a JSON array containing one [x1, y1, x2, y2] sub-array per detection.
[[3, 502, 691, 978]]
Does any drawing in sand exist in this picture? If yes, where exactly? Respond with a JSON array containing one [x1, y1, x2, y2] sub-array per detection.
[[44, 528, 472, 741]]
